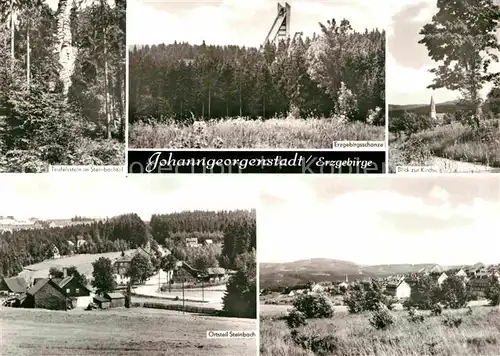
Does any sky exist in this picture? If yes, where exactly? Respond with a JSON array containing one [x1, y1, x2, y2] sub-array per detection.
[[388, 0, 500, 105], [0, 175, 256, 221], [258, 176, 500, 266], [128, 0, 389, 47]]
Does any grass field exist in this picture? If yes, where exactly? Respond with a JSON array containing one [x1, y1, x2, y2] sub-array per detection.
[[129, 118, 384, 149], [389, 121, 500, 173], [260, 305, 500, 356], [0, 307, 257, 356], [17, 250, 135, 280]]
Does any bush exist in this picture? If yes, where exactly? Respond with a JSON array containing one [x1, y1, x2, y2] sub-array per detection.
[[344, 281, 390, 314], [439, 276, 470, 309], [369, 303, 395, 330], [290, 329, 340, 356], [442, 315, 463, 328], [431, 303, 442, 316], [408, 307, 425, 323], [485, 277, 500, 306], [292, 293, 334, 319], [286, 309, 307, 329]]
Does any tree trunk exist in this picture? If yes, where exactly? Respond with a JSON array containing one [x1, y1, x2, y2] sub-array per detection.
[[10, 0, 14, 69], [208, 85, 211, 118], [239, 84, 242, 117], [26, 23, 30, 87], [202, 101, 204, 118], [103, 27, 111, 139]]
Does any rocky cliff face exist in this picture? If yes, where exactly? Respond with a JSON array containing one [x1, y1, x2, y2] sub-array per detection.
[[56, 0, 76, 96]]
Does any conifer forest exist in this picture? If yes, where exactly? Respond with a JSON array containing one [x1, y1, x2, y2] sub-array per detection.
[[129, 19, 386, 149], [0, 0, 125, 172]]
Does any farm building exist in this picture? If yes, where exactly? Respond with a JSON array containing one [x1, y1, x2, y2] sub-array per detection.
[[385, 280, 411, 299], [0, 277, 28, 296], [53, 275, 92, 308], [205, 268, 227, 282], [19, 278, 70, 310], [104, 292, 125, 308], [93, 295, 110, 309]]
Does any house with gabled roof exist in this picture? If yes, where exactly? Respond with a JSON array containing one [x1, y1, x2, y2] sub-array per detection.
[[52, 274, 92, 308], [18, 278, 70, 310], [385, 280, 411, 299]]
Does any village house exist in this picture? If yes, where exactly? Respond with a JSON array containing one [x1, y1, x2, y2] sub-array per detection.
[[53, 269, 92, 308], [204, 239, 213, 245], [0, 277, 28, 296], [310, 283, 325, 293], [76, 237, 87, 249], [50, 245, 61, 259], [186, 237, 199, 248], [103, 292, 125, 308], [437, 272, 448, 286], [17, 278, 70, 310], [112, 246, 153, 285], [385, 279, 411, 299]]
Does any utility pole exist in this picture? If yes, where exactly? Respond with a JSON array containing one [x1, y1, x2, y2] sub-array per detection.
[[182, 277, 185, 314]]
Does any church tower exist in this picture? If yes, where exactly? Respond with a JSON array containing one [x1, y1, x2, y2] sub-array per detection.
[[430, 95, 437, 120]]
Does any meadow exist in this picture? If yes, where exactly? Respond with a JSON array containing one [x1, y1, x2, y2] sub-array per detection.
[[0, 307, 257, 356], [17, 250, 135, 281], [260, 304, 500, 356], [128, 117, 385, 149], [389, 120, 500, 173]]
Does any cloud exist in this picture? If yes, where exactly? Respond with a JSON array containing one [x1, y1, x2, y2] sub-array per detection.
[[258, 180, 500, 265]]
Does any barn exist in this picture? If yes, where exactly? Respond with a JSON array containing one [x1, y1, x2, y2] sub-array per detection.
[[93, 295, 110, 309], [21, 278, 70, 310], [53, 275, 92, 308], [104, 292, 125, 308]]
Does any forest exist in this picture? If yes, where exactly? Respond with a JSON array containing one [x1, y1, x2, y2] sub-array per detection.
[[0, 209, 256, 278], [0, 0, 125, 172], [129, 19, 385, 148]]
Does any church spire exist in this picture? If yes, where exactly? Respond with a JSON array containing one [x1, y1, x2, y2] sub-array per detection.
[[430, 95, 437, 120]]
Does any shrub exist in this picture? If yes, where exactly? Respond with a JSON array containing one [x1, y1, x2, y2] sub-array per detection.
[[408, 307, 425, 323], [286, 309, 307, 329], [439, 275, 470, 309], [290, 330, 340, 356], [485, 277, 500, 306], [442, 315, 463, 328], [344, 283, 365, 314], [431, 303, 442, 316], [292, 293, 334, 319], [369, 303, 395, 330]]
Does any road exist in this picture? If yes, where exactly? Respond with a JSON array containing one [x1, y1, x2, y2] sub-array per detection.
[[430, 156, 498, 173], [133, 272, 226, 310]]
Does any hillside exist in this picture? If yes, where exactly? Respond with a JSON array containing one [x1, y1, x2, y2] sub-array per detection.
[[259, 259, 480, 290]]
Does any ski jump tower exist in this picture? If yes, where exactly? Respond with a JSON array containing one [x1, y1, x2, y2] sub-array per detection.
[[264, 2, 291, 46]]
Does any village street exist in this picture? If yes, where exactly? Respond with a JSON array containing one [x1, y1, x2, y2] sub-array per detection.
[[132, 270, 226, 309]]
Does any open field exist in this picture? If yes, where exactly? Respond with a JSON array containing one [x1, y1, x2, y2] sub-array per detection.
[[129, 118, 384, 149], [389, 121, 500, 173], [17, 250, 135, 280], [260, 304, 500, 356], [0, 307, 257, 356]]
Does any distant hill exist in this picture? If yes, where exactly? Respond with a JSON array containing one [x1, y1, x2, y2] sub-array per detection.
[[389, 100, 461, 117], [260, 258, 481, 290]]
